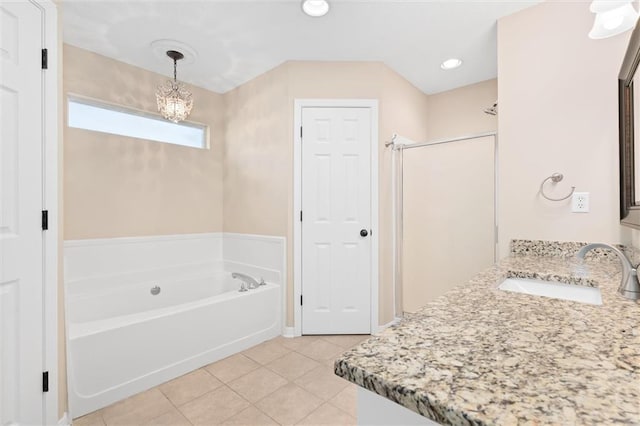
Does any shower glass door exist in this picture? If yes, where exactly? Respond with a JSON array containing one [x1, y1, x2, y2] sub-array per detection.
[[400, 136, 496, 313]]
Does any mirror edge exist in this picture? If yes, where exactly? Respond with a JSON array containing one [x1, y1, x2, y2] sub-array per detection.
[[619, 23, 640, 229]]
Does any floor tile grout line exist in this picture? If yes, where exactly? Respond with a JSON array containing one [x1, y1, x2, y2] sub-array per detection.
[[175, 383, 257, 425], [100, 388, 177, 426], [247, 378, 323, 424], [252, 380, 326, 425], [204, 354, 261, 385], [220, 385, 258, 424], [243, 352, 292, 367], [226, 364, 289, 392], [262, 357, 321, 382], [243, 374, 294, 406], [249, 399, 285, 426], [174, 384, 233, 424], [327, 394, 357, 417], [155, 382, 195, 426], [79, 335, 362, 426], [295, 401, 356, 426]]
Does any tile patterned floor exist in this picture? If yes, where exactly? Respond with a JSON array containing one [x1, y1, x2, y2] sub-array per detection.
[[74, 335, 368, 426]]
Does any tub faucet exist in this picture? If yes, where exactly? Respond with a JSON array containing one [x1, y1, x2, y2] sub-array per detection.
[[576, 243, 640, 300], [231, 272, 259, 290]]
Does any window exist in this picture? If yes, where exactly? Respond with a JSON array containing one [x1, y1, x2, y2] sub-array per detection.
[[67, 96, 208, 149]]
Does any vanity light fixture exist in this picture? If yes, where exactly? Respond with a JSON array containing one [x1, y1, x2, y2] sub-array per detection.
[[440, 58, 463, 70], [156, 50, 193, 123], [302, 0, 330, 17], [589, 0, 639, 39]]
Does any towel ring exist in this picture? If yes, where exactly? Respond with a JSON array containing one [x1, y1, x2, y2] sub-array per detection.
[[540, 173, 575, 202]]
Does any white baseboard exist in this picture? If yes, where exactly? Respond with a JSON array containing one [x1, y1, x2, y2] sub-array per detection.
[[58, 412, 70, 426], [376, 317, 402, 333], [282, 326, 296, 338]]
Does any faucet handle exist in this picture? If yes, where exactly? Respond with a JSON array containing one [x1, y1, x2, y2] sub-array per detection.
[[259, 277, 266, 286], [239, 282, 248, 292]]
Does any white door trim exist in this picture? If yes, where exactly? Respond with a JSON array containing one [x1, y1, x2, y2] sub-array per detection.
[[38, 0, 59, 422], [293, 99, 379, 336]]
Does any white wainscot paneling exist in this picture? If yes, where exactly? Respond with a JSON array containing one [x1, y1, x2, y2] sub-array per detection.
[[65, 233, 222, 280], [222, 233, 287, 334], [64, 232, 286, 305], [64, 232, 285, 417], [223, 233, 286, 285], [64, 233, 223, 296]]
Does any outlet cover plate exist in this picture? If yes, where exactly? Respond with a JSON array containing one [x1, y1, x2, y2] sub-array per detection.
[[572, 192, 590, 213]]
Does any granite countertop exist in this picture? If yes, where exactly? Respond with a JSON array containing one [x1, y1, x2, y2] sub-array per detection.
[[335, 242, 640, 425]]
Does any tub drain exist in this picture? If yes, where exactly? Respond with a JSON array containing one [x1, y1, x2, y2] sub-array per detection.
[[150, 286, 161, 295]]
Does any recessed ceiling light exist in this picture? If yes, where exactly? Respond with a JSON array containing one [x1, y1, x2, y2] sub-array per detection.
[[302, 0, 330, 17], [440, 58, 463, 70]]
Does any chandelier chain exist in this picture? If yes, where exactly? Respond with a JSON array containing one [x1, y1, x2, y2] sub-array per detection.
[[173, 59, 177, 82]]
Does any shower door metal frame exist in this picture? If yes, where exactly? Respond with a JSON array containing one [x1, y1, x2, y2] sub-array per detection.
[[392, 132, 499, 318]]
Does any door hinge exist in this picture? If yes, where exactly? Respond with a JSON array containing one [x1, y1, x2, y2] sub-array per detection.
[[41, 49, 48, 70], [300, 295, 303, 305], [300, 127, 303, 138], [300, 210, 303, 222], [41, 210, 48, 230], [42, 371, 49, 392]]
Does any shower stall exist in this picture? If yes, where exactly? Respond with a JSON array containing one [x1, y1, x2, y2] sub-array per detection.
[[389, 131, 498, 315]]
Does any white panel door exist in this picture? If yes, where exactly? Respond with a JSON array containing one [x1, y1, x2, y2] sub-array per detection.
[[0, 1, 45, 424], [301, 107, 371, 334]]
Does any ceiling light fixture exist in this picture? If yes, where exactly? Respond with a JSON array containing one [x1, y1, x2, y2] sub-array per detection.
[[302, 0, 330, 17], [440, 58, 463, 70], [589, 0, 639, 39], [156, 50, 193, 123]]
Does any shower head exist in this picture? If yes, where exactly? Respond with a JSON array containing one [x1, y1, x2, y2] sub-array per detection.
[[484, 101, 498, 116]]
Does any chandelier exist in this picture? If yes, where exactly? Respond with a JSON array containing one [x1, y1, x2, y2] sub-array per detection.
[[156, 50, 193, 123]]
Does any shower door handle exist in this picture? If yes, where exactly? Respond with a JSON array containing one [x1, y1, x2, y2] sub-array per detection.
[[360, 229, 369, 237]]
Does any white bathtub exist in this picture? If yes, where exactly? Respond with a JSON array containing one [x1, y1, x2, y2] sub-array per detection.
[[67, 271, 281, 418]]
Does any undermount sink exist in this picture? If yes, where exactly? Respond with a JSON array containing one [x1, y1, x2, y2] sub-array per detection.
[[498, 277, 602, 305]]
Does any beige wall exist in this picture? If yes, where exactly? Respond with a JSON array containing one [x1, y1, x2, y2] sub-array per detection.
[[62, 49, 492, 331], [400, 79, 498, 311], [223, 62, 496, 326], [61, 45, 225, 416], [223, 61, 431, 326], [497, 1, 632, 254], [56, 0, 640, 415], [377, 65, 431, 320], [223, 65, 290, 236], [287, 61, 423, 326], [63, 45, 225, 240], [403, 137, 495, 312], [426, 78, 497, 140]]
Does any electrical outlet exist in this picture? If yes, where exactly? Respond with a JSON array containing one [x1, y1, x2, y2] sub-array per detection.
[[572, 192, 590, 213]]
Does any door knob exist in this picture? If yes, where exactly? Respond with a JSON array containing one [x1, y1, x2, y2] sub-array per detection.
[[360, 229, 369, 237]]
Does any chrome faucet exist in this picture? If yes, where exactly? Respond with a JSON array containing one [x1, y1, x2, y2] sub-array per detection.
[[231, 272, 259, 290], [576, 243, 640, 300]]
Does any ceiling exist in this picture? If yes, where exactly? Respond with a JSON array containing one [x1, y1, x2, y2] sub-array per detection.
[[62, 0, 541, 95]]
